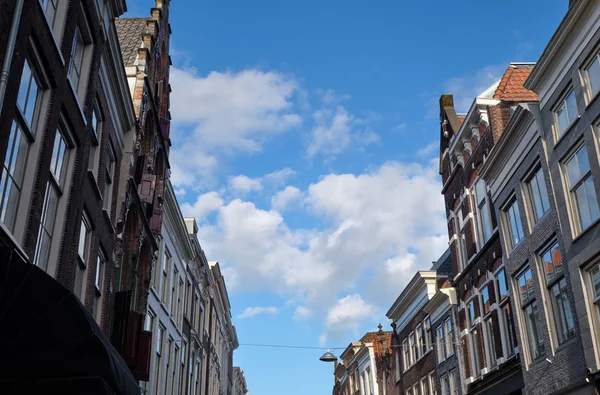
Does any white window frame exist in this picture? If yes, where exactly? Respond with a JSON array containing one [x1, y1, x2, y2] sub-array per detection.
[[554, 89, 578, 138], [474, 178, 493, 249], [525, 165, 550, 225], [563, 143, 600, 235], [502, 196, 524, 252], [584, 50, 600, 102]]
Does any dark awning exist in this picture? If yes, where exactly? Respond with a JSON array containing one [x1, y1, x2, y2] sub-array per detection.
[[0, 247, 140, 395]]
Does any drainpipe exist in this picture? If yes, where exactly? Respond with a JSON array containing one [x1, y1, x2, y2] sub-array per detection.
[[0, 0, 25, 114]]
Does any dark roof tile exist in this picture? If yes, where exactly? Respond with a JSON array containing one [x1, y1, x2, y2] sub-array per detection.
[[115, 18, 149, 66]]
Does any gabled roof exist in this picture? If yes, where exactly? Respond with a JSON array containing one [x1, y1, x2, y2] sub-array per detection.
[[115, 18, 149, 66], [493, 63, 538, 101]]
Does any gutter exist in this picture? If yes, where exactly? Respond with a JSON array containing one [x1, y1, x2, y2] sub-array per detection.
[[0, 0, 25, 114]]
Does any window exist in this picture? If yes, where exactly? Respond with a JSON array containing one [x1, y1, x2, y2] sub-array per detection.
[[496, 268, 509, 303], [475, 179, 493, 245], [88, 103, 101, 179], [449, 370, 457, 395], [517, 268, 545, 361], [428, 371, 438, 395], [40, 0, 59, 28], [440, 374, 449, 395], [587, 263, 600, 345], [68, 26, 85, 93], [456, 206, 469, 270], [103, 143, 115, 212], [585, 51, 600, 98], [484, 316, 497, 367], [93, 248, 106, 321], [35, 127, 71, 273], [437, 325, 446, 363], [416, 324, 425, 357], [481, 285, 491, 315], [177, 278, 183, 324], [555, 90, 578, 136], [180, 341, 187, 395], [409, 332, 417, 365], [171, 267, 178, 316], [155, 325, 164, 395], [424, 316, 432, 349], [72, 209, 92, 300], [564, 145, 600, 232], [471, 328, 481, 377], [161, 248, 171, 304], [445, 319, 454, 357], [527, 167, 550, 223], [504, 197, 524, 249], [402, 339, 409, 369], [467, 299, 476, 325], [1, 59, 42, 232], [420, 376, 429, 395], [540, 242, 575, 344]]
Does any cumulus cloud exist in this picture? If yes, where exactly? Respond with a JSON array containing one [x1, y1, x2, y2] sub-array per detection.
[[180, 191, 224, 222], [184, 160, 447, 340], [168, 67, 302, 188], [229, 175, 263, 193], [238, 306, 281, 319], [271, 186, 303, 211]]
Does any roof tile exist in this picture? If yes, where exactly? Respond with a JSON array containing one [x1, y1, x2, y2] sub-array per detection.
[[493, 64, 538, 101], [115, 18, 149, 66]]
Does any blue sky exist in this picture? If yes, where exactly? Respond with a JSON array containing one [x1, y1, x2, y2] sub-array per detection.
[[125, 1, 568, 393]]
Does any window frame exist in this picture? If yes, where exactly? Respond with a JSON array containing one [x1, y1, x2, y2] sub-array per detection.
[[583, 50, 600, 102], [562, 143, 600, 234], [538, 240, 575, 346], [474, 178, 493, 248], [67, 11, 93, 104], [445, 318, 454, 357], [554, 88, 578, 138], [502, 195, 525, 252], [525, 164, 550, 224], [515, 266, 545, 364]]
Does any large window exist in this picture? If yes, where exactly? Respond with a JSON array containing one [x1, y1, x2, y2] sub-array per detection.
[[564, 145, 600, 233], [428, 371, 438, 395], [474, 179, 493, 246], [526, 166, 550, 223], [402, 339, 409, 369], [35, 127, 71, 272], [517, 267, 544, 362], [540, 242, 575, 344], [555, 90, 578, 136], [587, 263, 600, 347], [1, 60, 42, 232], [40, 0, 59, 28], [585, 51, 600, 99], [93, 248, 106, 321], [449, 370, 457, 395], [495, 268, 516, 358], [68, 27, 85, 92], [504, 197, 524, 250], [103, 143, 115, 212], [437, 324, 445, 363], [445, 318, 454, 357], [467, 299, 480, 377], [409, 332, 417, 365], [73, 210, 91, 300], [440, 374, 449, 395], [416, 323, 425, 357], [161, 248, 171, 305]]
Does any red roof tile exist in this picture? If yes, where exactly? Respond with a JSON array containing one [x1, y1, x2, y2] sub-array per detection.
[[493, 64, 538, 101]]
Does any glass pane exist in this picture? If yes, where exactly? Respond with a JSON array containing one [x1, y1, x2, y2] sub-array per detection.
[[576, 146, 591, 175], [591, 264, 600, 298], [475, 179, 486, 205], [566, 91, 578, 123], [575, 182, 593, 230], [588, 55, 600, 96], [16, 61, 32, 118], [43, 184, 59, 232], [530, 174, 544, 222], [497, 269, 508, 301], [585, 177, 600, 224], [78, 217, 88, 259], [481, 286, 490, 314], [557, 105, 569, 135], [35, 231, 52, 271], [537, 170, 550, 215]]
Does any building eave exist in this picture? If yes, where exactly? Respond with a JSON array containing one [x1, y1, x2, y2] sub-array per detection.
[[386, 271, 443, 321]]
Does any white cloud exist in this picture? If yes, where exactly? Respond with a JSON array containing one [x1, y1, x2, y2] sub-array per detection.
[[180, 191, 224, 221], [293, 306, 313, 321], [326, 294, 375, 329], [190, 160, 447, 340], [238, 306, 281, 319], [271, 186, 302, 211], [168, 67, 302, 188], [416, 141, 438, 158], [263, 167, 296, 185], [229, 175, 263, 193]]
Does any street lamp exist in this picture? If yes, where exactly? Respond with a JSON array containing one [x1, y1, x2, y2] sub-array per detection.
[[319, 349, 338, 363]]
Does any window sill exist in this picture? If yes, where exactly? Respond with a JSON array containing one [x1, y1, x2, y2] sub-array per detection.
[[555, 116, 580, 147], [571, 217, 600, 243]]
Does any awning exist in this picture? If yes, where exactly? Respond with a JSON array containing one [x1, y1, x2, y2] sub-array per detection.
[[0, 247, 140, 395]]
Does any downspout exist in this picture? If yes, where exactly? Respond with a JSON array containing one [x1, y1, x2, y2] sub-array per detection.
[[0, 0, 25, 114]]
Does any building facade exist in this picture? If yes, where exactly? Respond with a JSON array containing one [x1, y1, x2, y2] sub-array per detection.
[[423, 250, 462, 395], [386, 259, 450, 395], [339, 330, 392, 395], [232, 367, 248, 395], [521, 0, 600, 391], [437, 63, 541, 394]]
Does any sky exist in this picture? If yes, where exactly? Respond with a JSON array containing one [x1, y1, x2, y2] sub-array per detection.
[[124, 1, 569, 394]]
